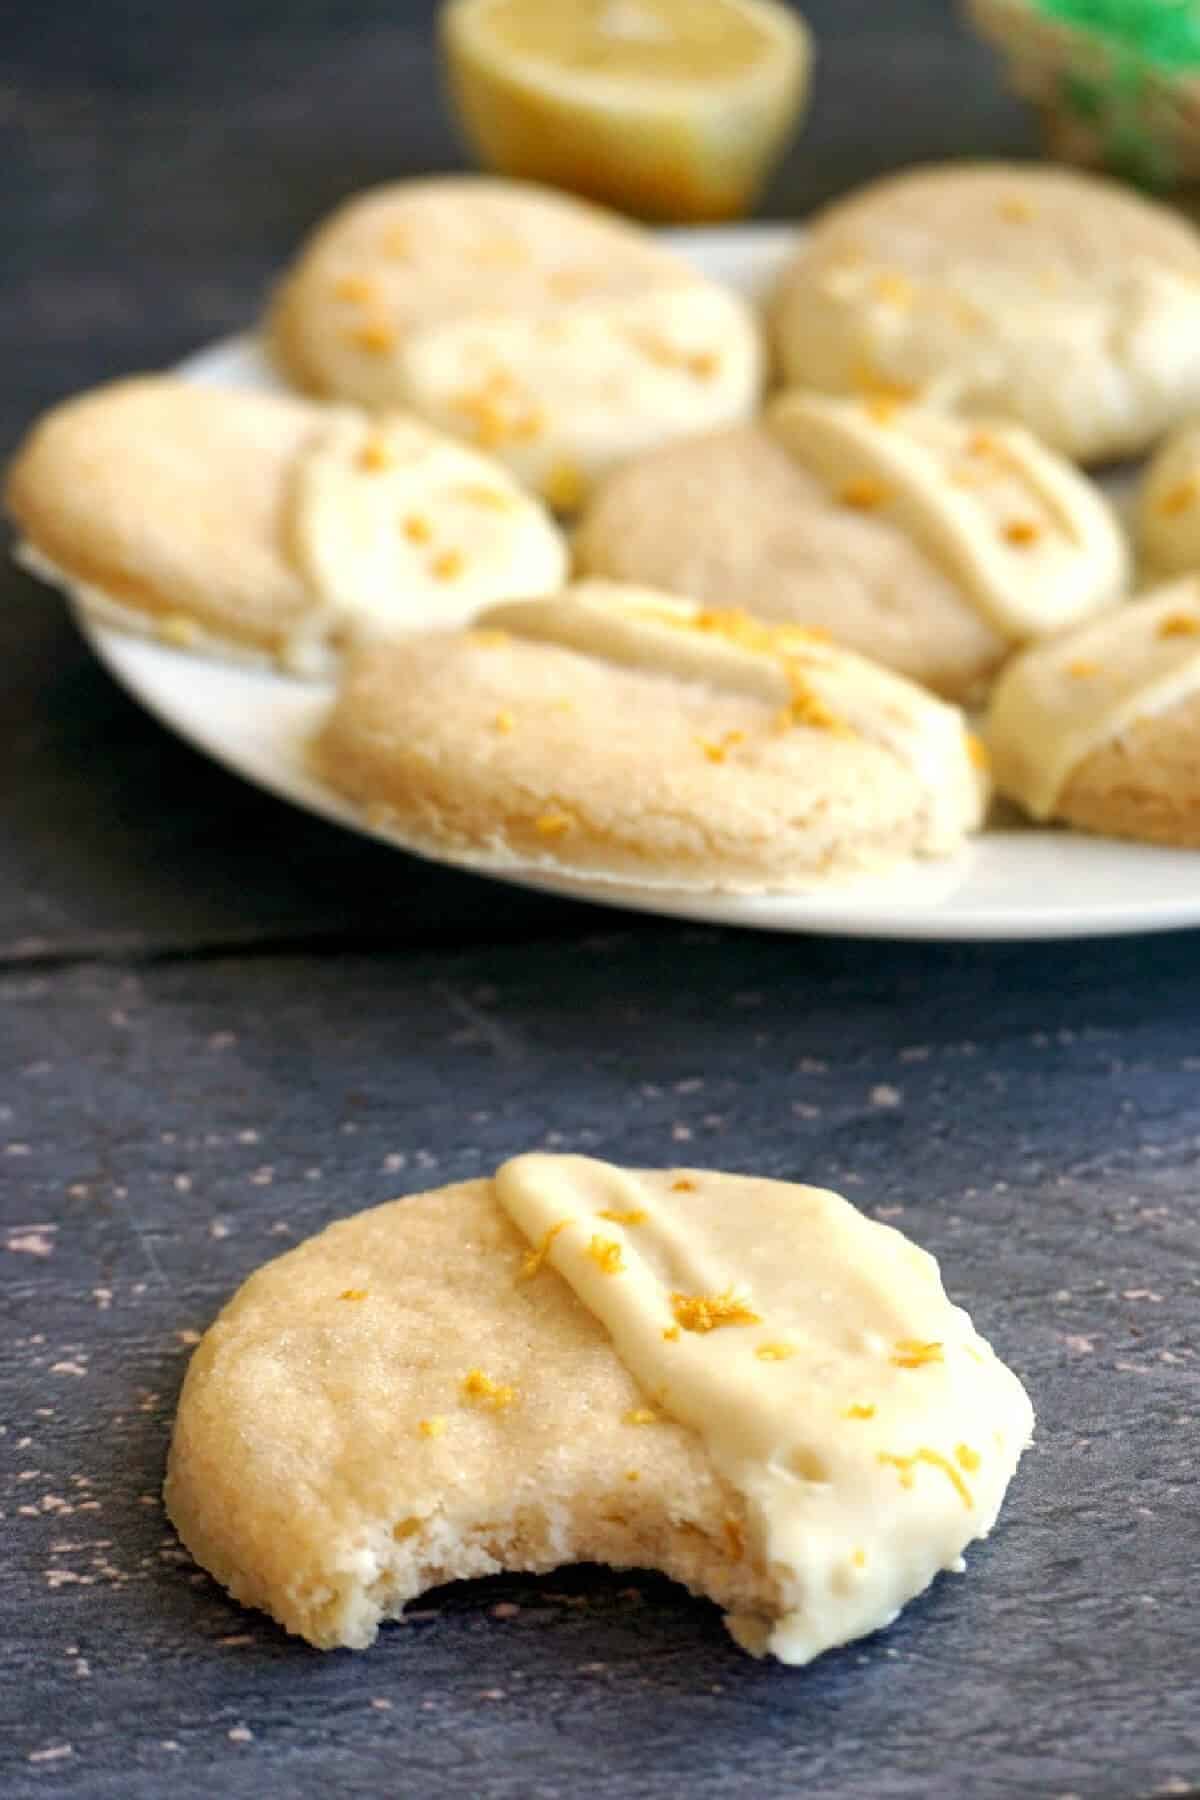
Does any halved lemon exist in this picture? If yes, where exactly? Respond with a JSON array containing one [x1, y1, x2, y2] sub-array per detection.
[[440, 0, 812, 223]]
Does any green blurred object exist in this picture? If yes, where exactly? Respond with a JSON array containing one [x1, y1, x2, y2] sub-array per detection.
[[1035, 0, 1200, 70], [967, 0, 1200, 192]]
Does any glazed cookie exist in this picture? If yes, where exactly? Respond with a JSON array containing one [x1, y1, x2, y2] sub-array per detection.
[[5, 377, 568, 672], [986, 578, 1200, 845], [165, 1154, 1034, 1661], [311, 580, 989, 893], [1137, 420, 1200, 576], [769, 161, 1200, 463], [574, 393, 1128, 700], [268, 175, 762, 507]]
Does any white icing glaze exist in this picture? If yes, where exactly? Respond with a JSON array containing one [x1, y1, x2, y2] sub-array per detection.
[[288, 412, 567, 633], [494, 1154, 1034, 1666], [986, 578, 1200, 820], [769, 394, 1128, 641], [396, 283, 763, 502], [483, 581, 990, 844]]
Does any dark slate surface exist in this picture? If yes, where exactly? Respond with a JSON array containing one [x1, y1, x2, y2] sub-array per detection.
[[3, 4, 1199, 1797]]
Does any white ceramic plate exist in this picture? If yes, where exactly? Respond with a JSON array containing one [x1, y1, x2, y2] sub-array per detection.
[[60, 226, 1200, 939]]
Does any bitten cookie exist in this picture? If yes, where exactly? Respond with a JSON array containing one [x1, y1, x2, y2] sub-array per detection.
[[1137, 420, 1200, 576], [164, 1154, 1034, 1662], [574, 393, 1128, 700], [5, 377, 568, 672], [769, 160, 1200, 463], [311, 580, 989, 893], [267, 175, 762, 507], [985, 578, 1200, 845]]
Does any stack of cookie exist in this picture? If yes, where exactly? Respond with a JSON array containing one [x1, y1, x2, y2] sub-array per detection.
[[13, 161, 1200, 880]]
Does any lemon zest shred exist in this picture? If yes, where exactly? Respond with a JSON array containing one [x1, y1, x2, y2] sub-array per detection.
[[878, 1447, 973, 1509], [597, 1208, 646, 1225], [418, 1416, 447, 1439], [519, 1217, 573, 1280], [671, 1289, 762, 1333], [462, 1368, 517, 1410], [891, 1339, 944, 1369], [843, 1402, 876, 1420], [586, 1234, 625, 1275]]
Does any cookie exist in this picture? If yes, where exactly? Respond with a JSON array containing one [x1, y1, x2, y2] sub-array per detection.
[[311, 581, 989, 893], [574, 394, 1128, 700], [769, 161, 1200, 464], [1137, 419, 1200, 576], [268, 175, 762, 507], [985, 577, 1200, 845], [5, 377, 568, 672], [164, 1154, 1034, 1661]]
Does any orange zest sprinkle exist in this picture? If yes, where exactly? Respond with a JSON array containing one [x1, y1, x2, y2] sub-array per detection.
[[851, 363, 918, 407], [357, 436, 394, 472], [872, 272, 914, 306], [1159, 612, 1200, 637], [338, 1288, 368, 1301], [967, 734, 990, 771], [671, 1289, 762, 1334], [418, 1416, 446, 1439], [862, 391, 904, 424], [1157, 479, 1198, 517], [540, 458, 586, 512], [597, 1208, 646, 1225], [334, 274, 374, 303], [1002, 519, 1041, 547], [662, 1325, 681, 1341], [838, 475, 891, 511], [586, 1234, 625, 1275], [625, 1469, 640, 1482], [462, 1368, 517, 1410], [520, 1217, 573, 1280], [452, 377, 544, 449], [402, 513, 433, 545], [624, 1407, 658, 1426], [755, 1343, 795, 1362], [779, 680, 851, 736], [494, 709, 516, 734], [878, 1447, 973, 1508], [844, 1403, 876, 1420], [670, 1177, 696, 1192], [349, 319, 396, 354], [430, 548, 465, 581], [955, 1443, 982, 1472], [697, 729, 746, 764], [456, 482, 513, 510], [534, 809, 575, 838], [1067, 658, 1099, 678], [891, 1339, 944, 1369]]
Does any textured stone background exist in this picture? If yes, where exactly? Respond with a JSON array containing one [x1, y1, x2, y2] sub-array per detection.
[[3, 4, 1198, 1797]]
